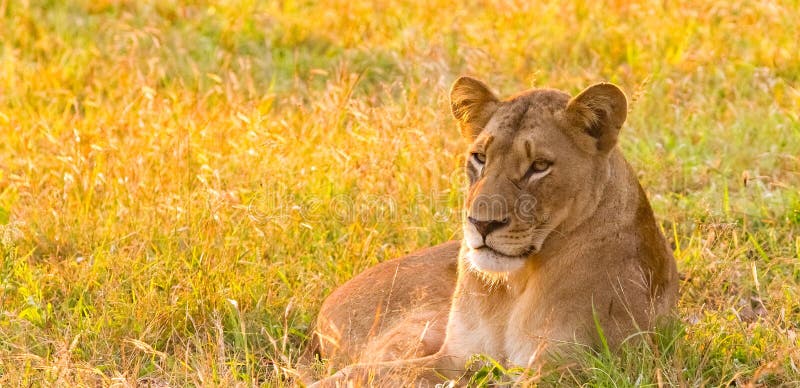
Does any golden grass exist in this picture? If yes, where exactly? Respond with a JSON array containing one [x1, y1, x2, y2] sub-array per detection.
[[0, 0, 798, 385]]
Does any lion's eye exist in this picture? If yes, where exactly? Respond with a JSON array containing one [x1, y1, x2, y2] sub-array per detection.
[[472, 153, 486, 164], [531, 160, 551, 173], [522, 159, 553, 182]]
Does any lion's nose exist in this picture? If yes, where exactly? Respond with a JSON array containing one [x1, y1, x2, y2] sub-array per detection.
[[468, 217, 509, 239]]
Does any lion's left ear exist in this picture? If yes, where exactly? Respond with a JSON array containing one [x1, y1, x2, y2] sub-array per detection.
[[564, 83, 627, 153]]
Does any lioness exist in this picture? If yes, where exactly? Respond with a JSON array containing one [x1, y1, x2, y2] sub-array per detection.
[[311, 77, 679, 386]]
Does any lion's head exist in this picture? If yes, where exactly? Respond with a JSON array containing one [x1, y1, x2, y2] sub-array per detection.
[[450, 77, 628, 274]]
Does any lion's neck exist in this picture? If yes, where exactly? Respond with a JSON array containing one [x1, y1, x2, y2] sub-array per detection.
[[563, 150, 639, 235]]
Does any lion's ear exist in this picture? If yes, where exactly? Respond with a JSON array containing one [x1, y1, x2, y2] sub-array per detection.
[[564, 83, 627, 153], [450, 76, 500, 140]]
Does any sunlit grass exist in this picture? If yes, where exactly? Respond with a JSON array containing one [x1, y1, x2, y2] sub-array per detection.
[[0, 0, 798, 385]]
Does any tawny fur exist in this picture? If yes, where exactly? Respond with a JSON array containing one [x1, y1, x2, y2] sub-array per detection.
[[314, 242, 458, 369], [311, 77, 679, 386]]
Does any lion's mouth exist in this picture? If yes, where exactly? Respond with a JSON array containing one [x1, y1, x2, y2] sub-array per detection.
[[465, 246, 535, 274], [476, 245, 536, 260], [481, 245, 537, 260]]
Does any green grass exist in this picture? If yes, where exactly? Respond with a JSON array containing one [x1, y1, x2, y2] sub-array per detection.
[[1, 0, 799, 386]]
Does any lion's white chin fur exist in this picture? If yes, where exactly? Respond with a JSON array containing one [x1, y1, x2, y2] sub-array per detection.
[[465, 248, 526, 274]]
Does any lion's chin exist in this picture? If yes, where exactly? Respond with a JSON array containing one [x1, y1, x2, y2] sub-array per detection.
[[465, 248, 527, 274]]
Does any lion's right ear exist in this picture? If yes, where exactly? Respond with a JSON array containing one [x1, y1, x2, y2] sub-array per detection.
[[450, 76, 499, 141]]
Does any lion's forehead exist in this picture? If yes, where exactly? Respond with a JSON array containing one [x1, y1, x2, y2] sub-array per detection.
[[488, 90, 570, 140]]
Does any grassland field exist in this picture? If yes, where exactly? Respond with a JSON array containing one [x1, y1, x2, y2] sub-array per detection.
[[1, 0, 799, 386]]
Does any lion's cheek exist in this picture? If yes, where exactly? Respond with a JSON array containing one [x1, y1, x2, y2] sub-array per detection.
[[463, 222, 485, 249]]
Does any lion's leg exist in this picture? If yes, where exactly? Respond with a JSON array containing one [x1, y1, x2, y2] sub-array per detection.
[[312, 351, 463, 387], [313, 242, 459, 371], [361, 309, 449, 362]]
